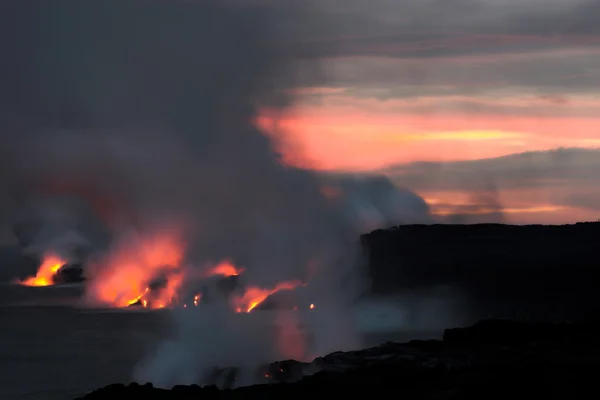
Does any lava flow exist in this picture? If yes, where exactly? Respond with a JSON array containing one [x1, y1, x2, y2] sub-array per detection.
[[232, 280, 304, 313], [17, 240, 311, 313], [55, 230, 312, 312], [19, 253, 67, 287], [85, 232, 185, 309], [206, 261, 243, 277]]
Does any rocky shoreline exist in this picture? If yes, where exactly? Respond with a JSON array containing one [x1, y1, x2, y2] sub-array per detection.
[[76, 318, 599, 399]]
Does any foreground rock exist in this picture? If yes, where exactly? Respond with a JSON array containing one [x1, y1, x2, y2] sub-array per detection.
[[76, 319, 600, 399]]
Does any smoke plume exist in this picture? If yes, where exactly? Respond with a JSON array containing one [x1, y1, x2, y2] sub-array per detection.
[[0, 0, 432, 387]]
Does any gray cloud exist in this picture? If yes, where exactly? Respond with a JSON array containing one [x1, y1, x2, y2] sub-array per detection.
[[385, 147, 600, 213], [302, 0, 600, 56], [283, 0, 600, 99], [327, 50, 600, 100]]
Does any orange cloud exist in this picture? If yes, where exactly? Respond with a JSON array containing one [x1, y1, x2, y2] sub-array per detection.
[[258, 100, 600, 171]]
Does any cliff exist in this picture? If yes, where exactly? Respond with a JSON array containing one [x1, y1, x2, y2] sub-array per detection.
[[362, 222, 600, 320]]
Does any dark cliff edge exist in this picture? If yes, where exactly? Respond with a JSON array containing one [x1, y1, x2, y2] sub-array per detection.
[[76, 319, 600, 399], [362, 222, 600, 320]]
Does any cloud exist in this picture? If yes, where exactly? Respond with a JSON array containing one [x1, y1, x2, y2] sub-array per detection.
[[385, 147, 600, 217], [314, 47, 600, 100], [386, 147, 600, 190], [302, 0, 600, 56], [270, 0, 600, 100]]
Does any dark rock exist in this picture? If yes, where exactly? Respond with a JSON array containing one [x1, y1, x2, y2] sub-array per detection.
[[52, 263, 85, 284], [443, 319, 599, 345], [75, 319, 600, 399]]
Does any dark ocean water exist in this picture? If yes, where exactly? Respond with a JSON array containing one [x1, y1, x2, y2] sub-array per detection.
[[0, 285, 443, 400], [0, 304, 170, 400]]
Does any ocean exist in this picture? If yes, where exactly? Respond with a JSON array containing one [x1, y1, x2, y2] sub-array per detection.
[[0, 304, 169, 399], [0, 285, 446, 400]]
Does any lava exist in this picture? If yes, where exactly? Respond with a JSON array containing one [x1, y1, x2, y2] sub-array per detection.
[[74, 234, 309, 312], [206, 260, 243, 277], [126, 287, 150, 307], [19, 254, 67, 287], [232, 280, 303, 313], [85, 231, 186, 308]]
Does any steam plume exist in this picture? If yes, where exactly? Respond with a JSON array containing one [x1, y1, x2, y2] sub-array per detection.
[[0, 0, 431, 387]]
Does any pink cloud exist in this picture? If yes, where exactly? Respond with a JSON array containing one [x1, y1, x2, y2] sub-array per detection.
[[259, 102, 600, 171]]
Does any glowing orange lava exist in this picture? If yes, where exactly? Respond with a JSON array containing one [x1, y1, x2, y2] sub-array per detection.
[[232, 280, 303, 313], [206, 260, 243, 277], [86, 232, 186, 308], [20, 254, 67, 287], [126, 287, 150, 307], [154, 272, 184, 308], [82, 239, 309, 313]]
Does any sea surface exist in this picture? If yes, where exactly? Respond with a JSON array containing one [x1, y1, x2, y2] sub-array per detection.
[[0, 284, 447, 400]]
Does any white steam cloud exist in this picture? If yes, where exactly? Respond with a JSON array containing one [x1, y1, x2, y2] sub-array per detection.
[[0, 0, 432, 388]]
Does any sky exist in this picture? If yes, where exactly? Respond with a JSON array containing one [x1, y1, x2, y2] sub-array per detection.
[[261, 0, 600, 224], [0, 0, 598, 231]]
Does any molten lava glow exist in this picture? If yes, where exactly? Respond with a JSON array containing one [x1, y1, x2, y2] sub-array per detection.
[[20, 254, 67, 287], [153, 272, 184, 309], [86, 232, 185, 308], [84, 238, 307, 312], [232, 280, 303, 313], [126, 287, 150, 307], [206, 260, 243, 277]]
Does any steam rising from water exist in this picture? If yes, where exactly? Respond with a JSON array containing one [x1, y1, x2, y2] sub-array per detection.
[[0, 0, 431, 388]]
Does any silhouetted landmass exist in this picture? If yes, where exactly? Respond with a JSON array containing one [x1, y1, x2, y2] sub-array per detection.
[[362, 222, 600, 320], [75, 318, 599, 399]]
